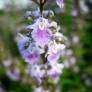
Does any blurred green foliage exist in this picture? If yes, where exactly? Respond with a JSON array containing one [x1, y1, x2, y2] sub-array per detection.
[[0, 0, 92, 92]]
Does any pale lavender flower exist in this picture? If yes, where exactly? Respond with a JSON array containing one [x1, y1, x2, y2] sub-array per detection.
[[3, 58, 12, 67], [0, 87, 5, 92], [16, 0, 67, 87], [32, 28, 51, 48], [56, 0, 64, 8], [47, 52, 61, 62], [30, 64, 45, 84], [23, 43, 41, 64], [17, 35, 29, 56], [17, 35, 41, 64], [24, 51, 40, 65], [28, 43, 45, 54], [6, 68, 20, 81], [79, 0, 89, 14], [27, 17, 52, 48], [47, 40, 65, 62], [47, 62, 64, 81]]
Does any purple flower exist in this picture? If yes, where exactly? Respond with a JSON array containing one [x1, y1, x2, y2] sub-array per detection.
[[17, 37, 41, 64], [30, 64, 45, 84], [23, 43, 41, 65], [17, 36, 28, 52], [17, 36, 30, 58], [56, 0, 64, 8], [32, 28, 52, 48], [24, 51, 40, 65], [47, 62, 64, 80], [47, 52, 60, 62], [27, 17, 52, 48], [6, 68, 20, 81], [47, 40, 65, 62]]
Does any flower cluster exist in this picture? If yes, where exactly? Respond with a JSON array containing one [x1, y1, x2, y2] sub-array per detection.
[[17, 17, 66, 84], [16, 0, 65, 91]]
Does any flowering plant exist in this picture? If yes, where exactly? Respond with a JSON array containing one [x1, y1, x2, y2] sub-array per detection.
[[16, 0, 66, 92]]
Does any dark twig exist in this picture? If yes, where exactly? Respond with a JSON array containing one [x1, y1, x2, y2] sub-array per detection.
[[31, 0, 48, 15], [39, 0, 48, 15]]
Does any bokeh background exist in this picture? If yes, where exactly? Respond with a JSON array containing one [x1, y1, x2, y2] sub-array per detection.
[[0, 0, 92, 92]]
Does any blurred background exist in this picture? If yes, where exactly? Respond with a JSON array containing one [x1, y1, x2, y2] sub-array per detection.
[[0, 0, 92, 92]]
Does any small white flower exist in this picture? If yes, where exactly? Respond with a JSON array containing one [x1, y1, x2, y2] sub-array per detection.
[[72, 35, 79, 44], [56, 26, 61, 32], [56, 0, 64, 8], [33, 87, 50, 92], [3, 58, 12, 67], [66, 49, 73, 56], [33, 86, 43, 92], [54, 32, 67, 41], [69, 57, 76, 65], [47, 40, 65, 55], [38, 18, 50, 30], [49, 21, 58, 28]]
